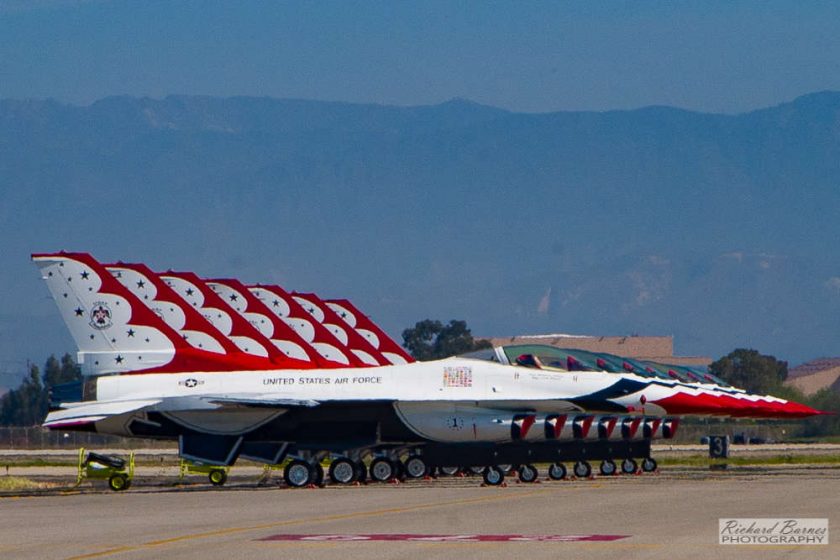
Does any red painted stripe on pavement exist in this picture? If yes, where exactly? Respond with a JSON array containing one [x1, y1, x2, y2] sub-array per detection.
[[259, 534, 628, 542]]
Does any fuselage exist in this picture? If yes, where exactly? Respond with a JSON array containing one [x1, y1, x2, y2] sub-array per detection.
[[96, 357, 625, 408]]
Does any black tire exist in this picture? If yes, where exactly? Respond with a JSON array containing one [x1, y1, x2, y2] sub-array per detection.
[[88, 452, 125, 469], [108, 473, 128, 492], [404, 455, 428, 479], [313, 462, 325, 486], [369, 457, 396, 482], [518, 464, 539, 483], [621, 458, 638, 474], [438, 466, 460, 476], [329, 458, 357, 485], [209, 469, 227, 486], [354, 460, 368, 482], [468, 466, 485, 476], [599, 459, 617, 476], [497, 464, 514, 474], [573, 460, 592, 478], [642, 457, 658, 472], [283, 459, 313, 488], [482, 466, 505, 486], [394, 459, 406, 481], [548, 462, 567, 480]]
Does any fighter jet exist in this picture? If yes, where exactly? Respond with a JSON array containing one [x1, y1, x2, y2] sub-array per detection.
[[34, 252, 823, 486]]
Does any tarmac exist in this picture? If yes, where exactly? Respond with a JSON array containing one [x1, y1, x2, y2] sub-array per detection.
[[2, 464, 839, 560]]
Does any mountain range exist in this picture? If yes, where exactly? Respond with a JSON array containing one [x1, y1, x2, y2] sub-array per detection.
[[2, 92, 840, 384]]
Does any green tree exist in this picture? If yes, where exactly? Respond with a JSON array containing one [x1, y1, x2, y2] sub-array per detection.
[[402, 319, 491, 361], [709, 348, 788, 394], [798, 388, 840, 438], [0, 353, 81, 426]]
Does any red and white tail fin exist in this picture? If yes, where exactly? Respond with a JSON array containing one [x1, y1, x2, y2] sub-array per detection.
[[249, 285, 364, 367], [105, 262, 277, 371], [32, 252, 275, 375], [207, 278, 344, 368], [159, 271, 314, 369], [292, 292, 388, 366], [326, 299, 414, 364]]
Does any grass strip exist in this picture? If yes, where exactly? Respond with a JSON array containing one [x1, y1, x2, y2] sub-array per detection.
[[660, 454, 840, 466]]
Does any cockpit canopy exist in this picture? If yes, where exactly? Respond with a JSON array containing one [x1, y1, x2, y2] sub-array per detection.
[[459, 344, 728, 386]]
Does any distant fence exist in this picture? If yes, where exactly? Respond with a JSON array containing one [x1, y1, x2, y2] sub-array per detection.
[[0, 426, 170, 449]]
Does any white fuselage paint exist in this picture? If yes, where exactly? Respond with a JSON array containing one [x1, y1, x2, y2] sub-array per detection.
[[96, 357, 639, 441], [97, 358, 615, 405]]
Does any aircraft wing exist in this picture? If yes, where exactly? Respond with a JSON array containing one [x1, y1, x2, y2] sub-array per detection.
[[44, 394, 320, 428]]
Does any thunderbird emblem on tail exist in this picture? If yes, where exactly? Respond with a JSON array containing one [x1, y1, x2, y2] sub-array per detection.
[[89, 303, 112, 330]]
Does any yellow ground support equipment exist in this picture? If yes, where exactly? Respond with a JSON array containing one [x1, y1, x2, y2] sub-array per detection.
[[75, 448, 135, 491], [178, 459, 230, 486]]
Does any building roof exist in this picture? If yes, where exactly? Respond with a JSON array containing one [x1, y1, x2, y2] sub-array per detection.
[[788, 357, 840, 379], [785, 357, 840, 396]]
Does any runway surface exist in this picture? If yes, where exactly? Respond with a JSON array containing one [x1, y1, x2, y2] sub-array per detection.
[[2, 468, 839, 560]]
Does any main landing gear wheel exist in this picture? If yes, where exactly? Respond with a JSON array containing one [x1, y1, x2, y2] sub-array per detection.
[[313, 462, 325, 486], [370, 457, 397, 482], [573, 460, 592, 478], [208, 469, 227, 486], [438, 466, 460, 476], [329, 458, 358, 484], [548, 462, 567, 480], [284, 459, 314, 488], [599, 459, 617, 476], [404, 455, 428, 479], [108, 473, 129, 492], [497, 464, 514, 474], [354, 460, 368, 482], [468, 466, 485, 476], [482, 466, 505, 486], [621, 458, 638, 474], [641, 458, 658, 473], [518, 464, 539, 483]]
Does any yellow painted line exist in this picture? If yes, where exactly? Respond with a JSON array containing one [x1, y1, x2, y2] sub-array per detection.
[[65, 488, 545, 560]]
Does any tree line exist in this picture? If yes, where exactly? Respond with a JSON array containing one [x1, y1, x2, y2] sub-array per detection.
[[0, 354, 80, 426]]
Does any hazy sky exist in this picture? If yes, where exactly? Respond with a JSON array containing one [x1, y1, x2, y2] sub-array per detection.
[[2, 1, 840, 113]]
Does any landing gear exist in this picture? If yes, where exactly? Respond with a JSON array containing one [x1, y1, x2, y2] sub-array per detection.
[[313, 462, 325, 486], [599, 459, 617, 476], [641, 457, 658, 473], [284, 459, 314, 488], [370, 457, 398, 482], [403, 455, 428, 479], [482, 466, 505, 486], [328, 458, 358, 484], [573, 460, 592, 478], [438, 466, 460, 476], [547, 462, 567, 480], [621, 458, 638, 474], [208, 468, 228, 486], [468, 466, 485, 476], [518, 464, 539, 483], [354, 460, 368, 482]]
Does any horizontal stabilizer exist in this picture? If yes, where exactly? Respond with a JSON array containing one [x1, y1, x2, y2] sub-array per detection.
[[44, 398, 162, 428]]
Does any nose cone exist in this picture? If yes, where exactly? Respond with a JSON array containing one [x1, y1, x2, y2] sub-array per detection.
[[651, 386, 828, 418], [765, 400, 827, 419], [723, 393, 827, 419]]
